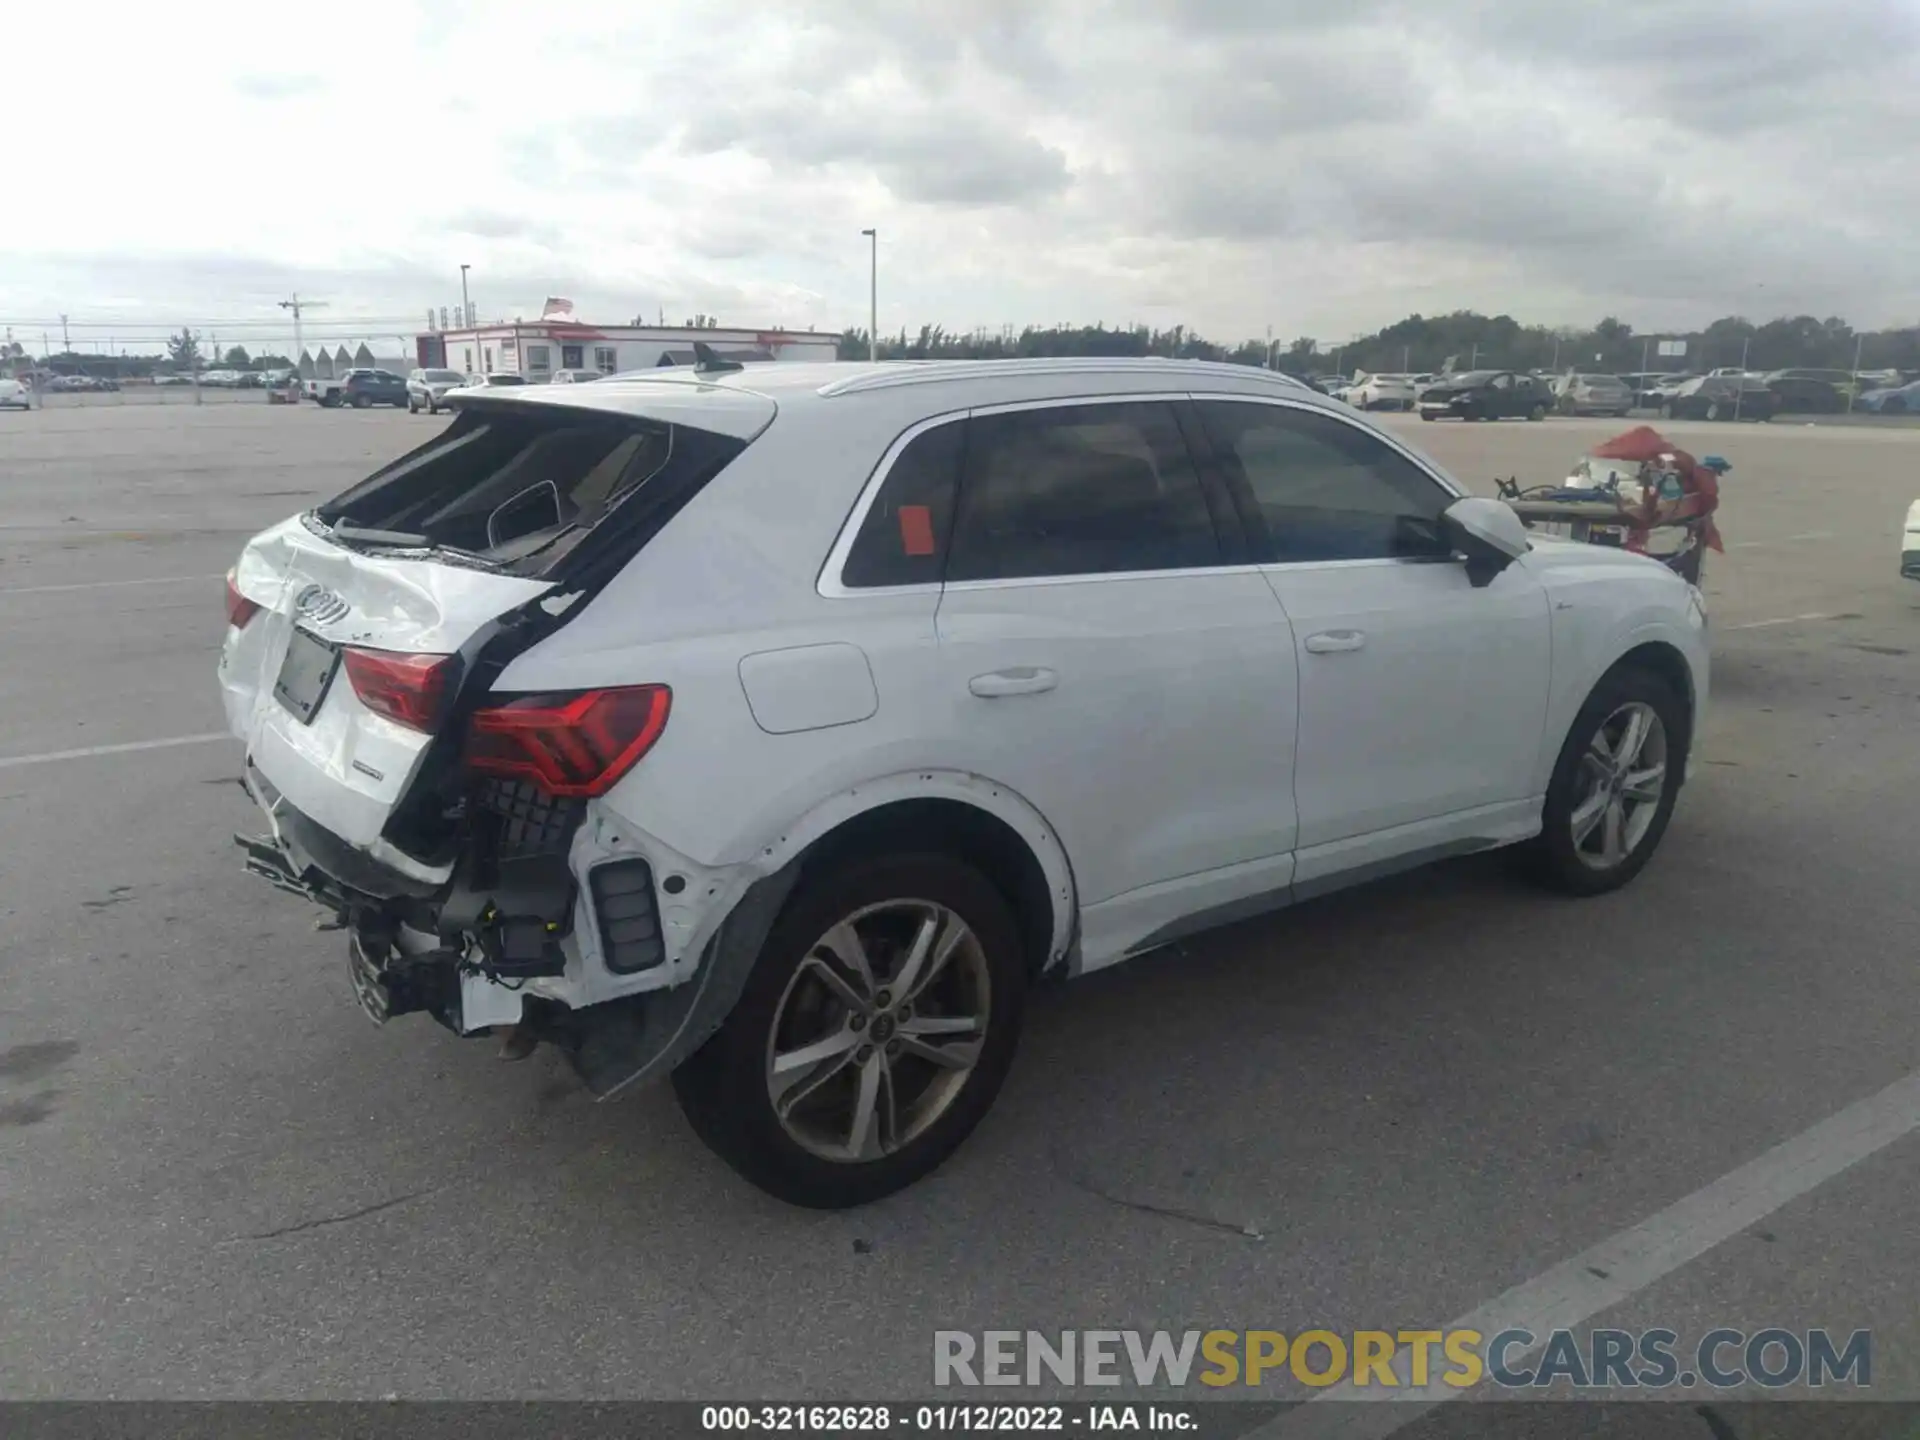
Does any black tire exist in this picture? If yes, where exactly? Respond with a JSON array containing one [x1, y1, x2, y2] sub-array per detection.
[[1528, 402, 1548, 421], [351, 392, 371, 409], [1516, 665, 1688, 897], [673, 852, 1029, 1208], [1420, 411, 1435, 421], [1883, 396, 1907, 415], [406, 397, 419, 413]]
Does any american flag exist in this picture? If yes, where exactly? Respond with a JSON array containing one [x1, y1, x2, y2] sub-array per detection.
[[541, 297, 577, 321]]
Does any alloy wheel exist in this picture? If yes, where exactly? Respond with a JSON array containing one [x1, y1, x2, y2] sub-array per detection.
[[1570, 701, 1669, 870], [765, 900, 991, 1163]]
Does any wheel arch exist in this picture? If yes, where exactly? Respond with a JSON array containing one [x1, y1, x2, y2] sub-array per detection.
[[747, 771, 1078, 977], [1603, 638, 1697, 757]]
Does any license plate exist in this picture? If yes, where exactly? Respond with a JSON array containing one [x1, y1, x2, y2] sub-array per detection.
[[274, 627, 340, 725]]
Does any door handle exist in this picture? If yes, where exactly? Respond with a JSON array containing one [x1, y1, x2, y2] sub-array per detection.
[[968, 666, 1059, 698], [1303, 630, 1367, 654]]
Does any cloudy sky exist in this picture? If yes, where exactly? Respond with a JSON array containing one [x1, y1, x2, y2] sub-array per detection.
[[5, 0, 1917, 357]]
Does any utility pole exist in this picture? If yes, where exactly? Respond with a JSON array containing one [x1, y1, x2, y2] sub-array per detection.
[[60, 314, 70, 352], [459, 264, 472, 331], [861, 228, 878, 361], [1848, 331, 1865, 413], [1266, 324, 1274, 370], [1733, 335, 1751, 421], [278, 294, 328, 371]]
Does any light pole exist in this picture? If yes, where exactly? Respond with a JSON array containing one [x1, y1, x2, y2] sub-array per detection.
[[1733, 334, 1752, 420], [460, 264, 472, 331], [860, 229, 877, 362]]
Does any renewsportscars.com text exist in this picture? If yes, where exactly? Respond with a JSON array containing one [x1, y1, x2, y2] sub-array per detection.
[[933, 1328, 1871, 1391]]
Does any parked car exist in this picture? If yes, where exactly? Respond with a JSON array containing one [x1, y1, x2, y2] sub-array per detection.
[[220, 357, 1709, 1207], [462, 371, 528, 389], [153, 372, 194, 387], [338, 369, 410, 408], [1854, 379, 1920, 414], [406, 368, 468, 414], [1417, 370, 1556, 421], [1904, 499, 1920, 580], [548, 369, 604, 385], [1346, 373, 1419, 411], [1662, 375, 1774, 421], [1764, 376, 1844, 414], [0, 377, 31, 410], [1551, 374, 1635, 417]]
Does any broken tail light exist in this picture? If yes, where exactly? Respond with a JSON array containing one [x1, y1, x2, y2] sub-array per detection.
[[225, 570, 263, 629], [463, 685, 671, 798], [343, 648, 455, 732]]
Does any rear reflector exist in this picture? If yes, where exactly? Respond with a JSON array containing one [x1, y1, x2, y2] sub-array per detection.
[[464, 686, 671, 798], [343, 648, 455, 732], [225, 571, 263, 629]]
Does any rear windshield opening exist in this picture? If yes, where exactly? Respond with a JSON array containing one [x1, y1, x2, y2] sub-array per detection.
[[314, 406, 744, 577]]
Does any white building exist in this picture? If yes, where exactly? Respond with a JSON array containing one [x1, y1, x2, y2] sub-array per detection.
[[421, 320, 842, 380]]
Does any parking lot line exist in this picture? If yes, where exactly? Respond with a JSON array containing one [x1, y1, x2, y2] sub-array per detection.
[[1261, 1069, 1920, 1437], [1723, 612, 1847, 631], [0, 573, 222, 596], [0, 732, 233, 770]]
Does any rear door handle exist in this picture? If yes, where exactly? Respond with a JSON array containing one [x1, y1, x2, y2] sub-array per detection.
[[1303, 630, 1367, 654], [968, 666, 1059, 698]]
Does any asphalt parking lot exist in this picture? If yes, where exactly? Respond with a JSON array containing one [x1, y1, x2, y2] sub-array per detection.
[[1, 400, 1916, 1420]]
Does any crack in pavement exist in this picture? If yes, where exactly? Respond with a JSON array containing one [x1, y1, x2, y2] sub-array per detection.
[[224, 1187, 439, 1244], [1050, 1151, 1263, 1240]]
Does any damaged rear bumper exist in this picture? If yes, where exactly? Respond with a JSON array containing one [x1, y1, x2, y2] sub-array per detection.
[[233, 762, 793, 1098]]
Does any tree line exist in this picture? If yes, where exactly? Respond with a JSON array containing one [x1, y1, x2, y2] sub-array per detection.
[[837, 312, 1920, 378]]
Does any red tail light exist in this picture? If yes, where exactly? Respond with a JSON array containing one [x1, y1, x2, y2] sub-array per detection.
[[225, 570, 263, 629], [343, 647, 455, 732], [464, 686, 671, 798]]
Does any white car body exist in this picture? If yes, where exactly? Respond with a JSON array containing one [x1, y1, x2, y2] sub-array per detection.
[[0, 378, 30, 409], [218, 357, 1708, 1201], [1347, 373, 1419, 411], [1902, 499, 1920, 581]]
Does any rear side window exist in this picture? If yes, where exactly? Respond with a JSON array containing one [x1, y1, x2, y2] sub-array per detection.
[[947, 402, 1219, 581], [1198, 401, 1452, 563], [317, 408, 746, 577], [841, 420, 964, 588]]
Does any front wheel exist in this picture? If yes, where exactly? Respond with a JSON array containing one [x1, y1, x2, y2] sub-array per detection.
[[351, 392, 371, 409], [1516, 666, 1687, 896], [673, 852, 1029, 1208]]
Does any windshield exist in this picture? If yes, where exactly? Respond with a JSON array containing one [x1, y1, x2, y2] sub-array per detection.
[[424, 369, 461, 382], [488, 374, 527, 386]]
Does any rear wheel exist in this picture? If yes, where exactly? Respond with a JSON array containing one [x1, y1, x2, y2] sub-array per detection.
[[673, 852, 1028, 1208], [406, 396, 419, 413], [351, 392, 371, 409], [1516, 665, 1687, 897], [1528, 402, 1548, 421]]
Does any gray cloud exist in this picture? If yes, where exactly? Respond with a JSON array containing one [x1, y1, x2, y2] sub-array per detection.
[[681, 103, 1071, 207]]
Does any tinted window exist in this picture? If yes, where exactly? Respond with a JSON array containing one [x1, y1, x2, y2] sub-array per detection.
[[1198, 401, 1452, 564], [947, 402, 1219, 581], [841, 421, 964, 588]]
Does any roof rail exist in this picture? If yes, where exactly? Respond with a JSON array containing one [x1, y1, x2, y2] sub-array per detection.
[[816, 356, 1312, 399]]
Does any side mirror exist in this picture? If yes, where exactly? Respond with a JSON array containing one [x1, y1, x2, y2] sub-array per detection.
[[1442, 496, 1530, 587]]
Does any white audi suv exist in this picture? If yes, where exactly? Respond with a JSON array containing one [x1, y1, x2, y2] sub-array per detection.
[[219, 355, 1708, 1206]]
